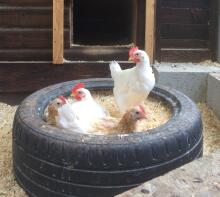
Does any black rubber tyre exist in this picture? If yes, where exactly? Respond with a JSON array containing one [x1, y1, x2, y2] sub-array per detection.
[[12, 78, 203, 197]]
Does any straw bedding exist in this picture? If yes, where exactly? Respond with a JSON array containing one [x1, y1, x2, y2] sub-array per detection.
[[0, 95, 220, 196], [90, 91, 172, 133]]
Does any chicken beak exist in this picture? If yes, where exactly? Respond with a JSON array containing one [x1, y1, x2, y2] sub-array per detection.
[[128, 56, 133, 61], [71, 92, 76, 98], [71, 92, 82, 101]]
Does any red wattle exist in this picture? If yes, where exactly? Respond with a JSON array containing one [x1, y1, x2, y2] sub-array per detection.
[[133, 57, 140, 63], [75, 95, 82, 101]]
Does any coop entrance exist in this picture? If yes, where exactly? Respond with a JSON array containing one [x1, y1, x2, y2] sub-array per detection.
[[72, 0, 137, 46]]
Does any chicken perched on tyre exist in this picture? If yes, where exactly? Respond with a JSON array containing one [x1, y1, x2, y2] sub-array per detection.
[[70, 83, 109, 124], [109, 46, 155, 113]]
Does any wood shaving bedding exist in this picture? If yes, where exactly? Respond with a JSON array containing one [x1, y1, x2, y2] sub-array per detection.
[[92, 90, 171, 132]]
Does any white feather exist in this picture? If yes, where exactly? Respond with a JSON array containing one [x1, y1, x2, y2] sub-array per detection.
[[56, 103, 89, 134], [109, 50, 155, 113], [70, 88, 109, 125], [109, 61, 121, 79]]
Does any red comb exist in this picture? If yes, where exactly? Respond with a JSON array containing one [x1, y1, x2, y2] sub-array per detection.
[[139, 105, 146, 115], [129, 46, 139, 57], [59, 95, 67, 104], [71, 83, 85, 93]]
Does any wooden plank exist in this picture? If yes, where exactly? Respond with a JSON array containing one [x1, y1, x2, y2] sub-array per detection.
[[160, 7, 209, 24], [160, 48, 211, 62], [0, 49, 52, 61], [0, 47, 130, 61], [160, 24, 209, 39], [145, 0, 155, 63], [65, 46, 130, 61], [53, 0, 64, 64], [161, 0, 209, 9], [0, 28, 69, 49], [156, 0, 211, 62], [0, 0, 69, 6], [0, 28, 51, 49], [0, 62, 132, 92], [0, 6, 69, 28], [160, 39, 209, 48], [0, 0, 51, 6]]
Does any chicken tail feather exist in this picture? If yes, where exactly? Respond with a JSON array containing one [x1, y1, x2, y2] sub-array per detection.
[[109, 61, 121, 79]]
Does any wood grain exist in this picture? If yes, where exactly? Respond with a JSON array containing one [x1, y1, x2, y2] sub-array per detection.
[[160, 48, 211, 62], [145, 0, 155, 64], [53, 0, 64, 64], [0, 62, 132, 93], [161, 0, 209, 9], [160, 24, 209, 39], [155, 0, 211, 62], [160, 7, 209, 24], [0, 6, 69, 28], [0, 28, 70, 49], [0, 47, 129, 61], [160, 39, 209, 48]]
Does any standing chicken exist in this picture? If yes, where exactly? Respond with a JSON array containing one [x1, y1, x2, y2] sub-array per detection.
[[92, 105, 147, 135], [109, 46, 155, 113], [70, 83, 109, 124]]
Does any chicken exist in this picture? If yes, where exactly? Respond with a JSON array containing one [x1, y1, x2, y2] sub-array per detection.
[[46, 96, 66, 125], [109, 46, 155, 113], [70, 83, 109, 124], [92, 105, 147, 135], [47, 96, 89, 133]]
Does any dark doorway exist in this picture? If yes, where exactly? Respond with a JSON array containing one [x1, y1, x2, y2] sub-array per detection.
[[73, 0, 138, 46]]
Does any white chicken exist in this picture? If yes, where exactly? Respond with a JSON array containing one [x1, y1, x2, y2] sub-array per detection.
[[70, 83, 109, 125], [47, 96, 89, 133], [109, 46, 155, 113]]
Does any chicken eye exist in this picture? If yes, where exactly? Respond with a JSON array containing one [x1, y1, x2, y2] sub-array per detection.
[[78, 91, 82, 94], [136, 111, 140, 115], [135, 53, 140, 56]]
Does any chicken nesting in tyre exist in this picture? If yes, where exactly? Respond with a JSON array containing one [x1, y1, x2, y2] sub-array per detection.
[[92, 105, 147, 135], [47, 95, 89, 133], [70, 83, 109, 125], [109, 47, 155, 113], [46, 96, 66, 125]]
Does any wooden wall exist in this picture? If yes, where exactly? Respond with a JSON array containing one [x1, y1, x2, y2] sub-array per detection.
[[0, 0, 215, 63], [0, 0, 145, 62], [0, 0, 133, 93], [0, 0, 71, 61], [0, 0, 217, 93], [156, 0, 212, 62]]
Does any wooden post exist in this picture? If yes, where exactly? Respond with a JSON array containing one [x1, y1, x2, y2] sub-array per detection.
[[145, 0, 155, 64], [53, 0, 64, 64]]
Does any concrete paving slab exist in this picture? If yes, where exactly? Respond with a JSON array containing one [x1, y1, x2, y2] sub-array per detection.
[[117, 150, 220, 197], [154, 63, 220, 102], [207, 73, 220, 119]]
